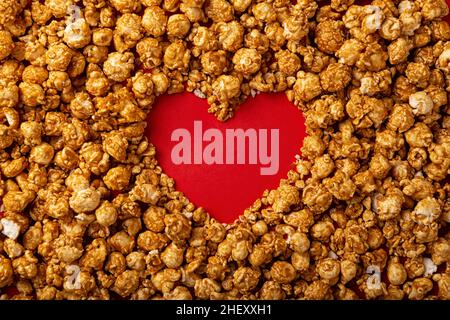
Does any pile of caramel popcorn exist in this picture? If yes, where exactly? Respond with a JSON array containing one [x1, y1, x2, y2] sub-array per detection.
[[0, 0, 449, 300]]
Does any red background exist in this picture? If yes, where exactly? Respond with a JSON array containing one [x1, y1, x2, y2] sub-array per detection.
[[147, 93, 306, 223]]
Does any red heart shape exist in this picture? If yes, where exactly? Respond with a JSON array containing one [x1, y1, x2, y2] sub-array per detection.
[[146, 92, 306, 223]]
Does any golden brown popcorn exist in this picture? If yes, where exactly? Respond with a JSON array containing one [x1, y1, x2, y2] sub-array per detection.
[[264, 22, 286, 51], [109, 231, 136, 255], [302, 184, 332, 214], [373, 187, 405, 221], [0, 31, 14, 61], [359, 69, 393, 96], [109, 0, 141, 13], [29, 143, 55, 166], [103, 166, 131, 191], [46, 43, 74, 72], [406, 61, 430, 86], [2, 190, 35, 213], [232, 48, 262, 75], [103, 131, 128, 162], [92, 28, 113, 47], [324, 170, 356, 201], [103, 52, 135, 82], [163, 40, 191, 70], [194, 278, 221, 299], [317, 258, 340, 283], [0, 81, 19, 110], [0, 255, 13, 288], [180, 0, 205, 23], [112, 270, 140, 297], [336, 39, 364, 66], [129, 183, 161, 205], [405, 122, 433, 148], [315, 20, 345, 54], [430, 238, 450, 265], [275, 50, 301, 76], [206, 0, 234, 23], [369, 153, 392, 180], [356, 42, 388, 72], [216, 21, 244, 52], [388, 37, 413, 65], [69, 188, 101, 214], [436, 45, 450, 73], [231, 266, 259, 292], [270, 261, 296, 284], [161, 243, 185, 269], [267, 184, 300, 214], [386, 103, 415, 133], [251, 2, 276, 23], [293, 71, 323, 102], [64, 14, 92, 49], [380, 16, 401, 40], [85, 68, 110, 97], [79, 143, 109, 176], [135, 38, 162, 69], [212, 75, 241, 102], [421, 0, 449, 21], [12, 251, 38, 280], [18, 82, 45, 107], [304, 280, 332, 300], [283, 11, 309, 42], [62, 119, 90, 150], [200, 50, 227, 76], [320, 63, 352, 92], [405, 277, 433, 300], [167, 14, 191, 38], [361, 5, 385, 35], [340, 259, 357, 284], [409, 91, 434, 115], [164, 213, 191, 242]]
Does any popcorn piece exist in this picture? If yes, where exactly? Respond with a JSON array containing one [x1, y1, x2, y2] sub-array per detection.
[[362, 6, 384, 34], [212, 75, 241, 101], [216, 21, 244, 52], [413, 197, 442, 225], [103, 52, 135, 82], [380, 16, 401, 40], [0, 31, 14, 61], [206, 0, 234, 23], [232, 48, 262, 75], [293, 71, 322, 102], [421, 0, 449, 21], [320, 63, 352, 92], [315, 20, 345, 54], [167, 14, 191, 38], [69, 188, 101, 213], [387, 260, 407, 285], [163, 40, 191, 70], [268, 184, 300, 214], [436, 47, 450, 74], [1, 218, 20, 240], [366, 265, 381, 290], [64, 8, 91, 49], [423, 257, 437, 277], [0, 255, 13, 288]]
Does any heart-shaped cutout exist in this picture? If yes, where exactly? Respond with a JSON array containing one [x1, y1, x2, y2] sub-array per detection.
[[146, 92, 306, 223]]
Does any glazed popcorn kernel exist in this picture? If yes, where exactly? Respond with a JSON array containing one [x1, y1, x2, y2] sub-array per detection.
[[167, 14, 191, 38], [293, 71, 323, 102], [315, 20, 345, 54], [232, 48, 262, 75], [103, 52, 135, 82]]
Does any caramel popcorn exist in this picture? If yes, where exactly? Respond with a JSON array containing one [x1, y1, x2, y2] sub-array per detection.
[[0, 0, 448, 302]]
